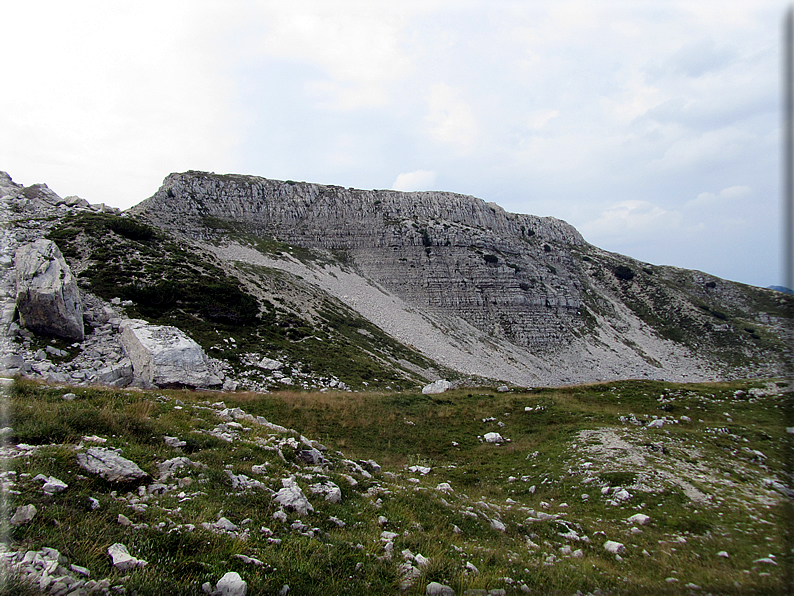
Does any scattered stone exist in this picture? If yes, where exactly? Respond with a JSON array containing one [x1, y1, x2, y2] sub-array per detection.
[[484, 432, 504, 444], [62, 392, 77, 401], [107, 543, 148, 570], [70, 563, 90, 577], [226, 470, 268, 491], [213, 517, 238, 532], [490, 519, 507, 532], [360, 459, 382, 475], [381, 531, 399, 542], [717, 551, 729, 558], [233, 554, 263, 567], [77, 447, 148, 482], [497, 385, 509, 392], [35, 474, 68, 494], [164, 436, 187, 449], [258, 357, 284, 370], [215, 571, 248, 596], [309, 480, 342, 503], [426, 581, 454, 596], [627, 513, 650, 526], [158, 456, 199, 480], [604, 541, 626, 555], [9, 504, 36, 526], [274, 477, 314, 515]]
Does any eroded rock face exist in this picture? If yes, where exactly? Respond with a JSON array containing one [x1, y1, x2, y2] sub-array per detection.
[[120, 319, 222, 388], [131, 172, 587, 351], [14, 239, 84, 341]]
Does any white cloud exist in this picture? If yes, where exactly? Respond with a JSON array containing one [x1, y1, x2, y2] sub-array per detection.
[[392, 170, 437, 191], [527, 110, 560, 130], [425, 83, 477, 152], [245, 0, 423, 109], [648, 126, 756, 173], [0, 1, 240, 208], [686, 185, 751, 208], [579, 200, 684, 245]]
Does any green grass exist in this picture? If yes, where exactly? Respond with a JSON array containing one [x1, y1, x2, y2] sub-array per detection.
[[4, 377, 790, 595]]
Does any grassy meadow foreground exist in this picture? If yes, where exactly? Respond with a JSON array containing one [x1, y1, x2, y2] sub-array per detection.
[[1, 378, 791, 595]]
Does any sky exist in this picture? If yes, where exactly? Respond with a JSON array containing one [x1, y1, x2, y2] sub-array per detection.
[[2, 0, 791, 288]]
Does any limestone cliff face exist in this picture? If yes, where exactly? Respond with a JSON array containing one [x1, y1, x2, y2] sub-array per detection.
[[132, 172, 590, 350], [130, 170, 792, 382]]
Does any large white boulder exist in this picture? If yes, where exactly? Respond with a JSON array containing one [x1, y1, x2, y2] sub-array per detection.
[[120, 319, 222, 388], [14, 239, 84, 341], [422, 380, 452, 394]]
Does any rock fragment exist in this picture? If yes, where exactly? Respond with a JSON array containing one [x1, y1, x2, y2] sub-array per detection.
[[107, 543, 148, 570], [77, 447, 148, 482], [10, 504, 36, 526], [604, 540, 626, 555], [426, 582, 454, 596], [274, 476, 314, 515]]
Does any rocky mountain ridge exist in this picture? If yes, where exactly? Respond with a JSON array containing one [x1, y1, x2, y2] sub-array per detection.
[[1, 169, 791, 390], [131, 171, 791, 385]]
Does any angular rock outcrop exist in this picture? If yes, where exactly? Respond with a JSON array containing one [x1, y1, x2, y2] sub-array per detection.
[[120, 319, 222, 388], [14, 239, 84, 341]]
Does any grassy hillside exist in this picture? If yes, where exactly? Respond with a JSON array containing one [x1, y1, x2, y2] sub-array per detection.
[[45, 212, 440, 391], [3, 378, 791, 595]]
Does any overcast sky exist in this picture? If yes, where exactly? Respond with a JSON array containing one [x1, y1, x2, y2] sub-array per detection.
[[2, 1, 790, 288]]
